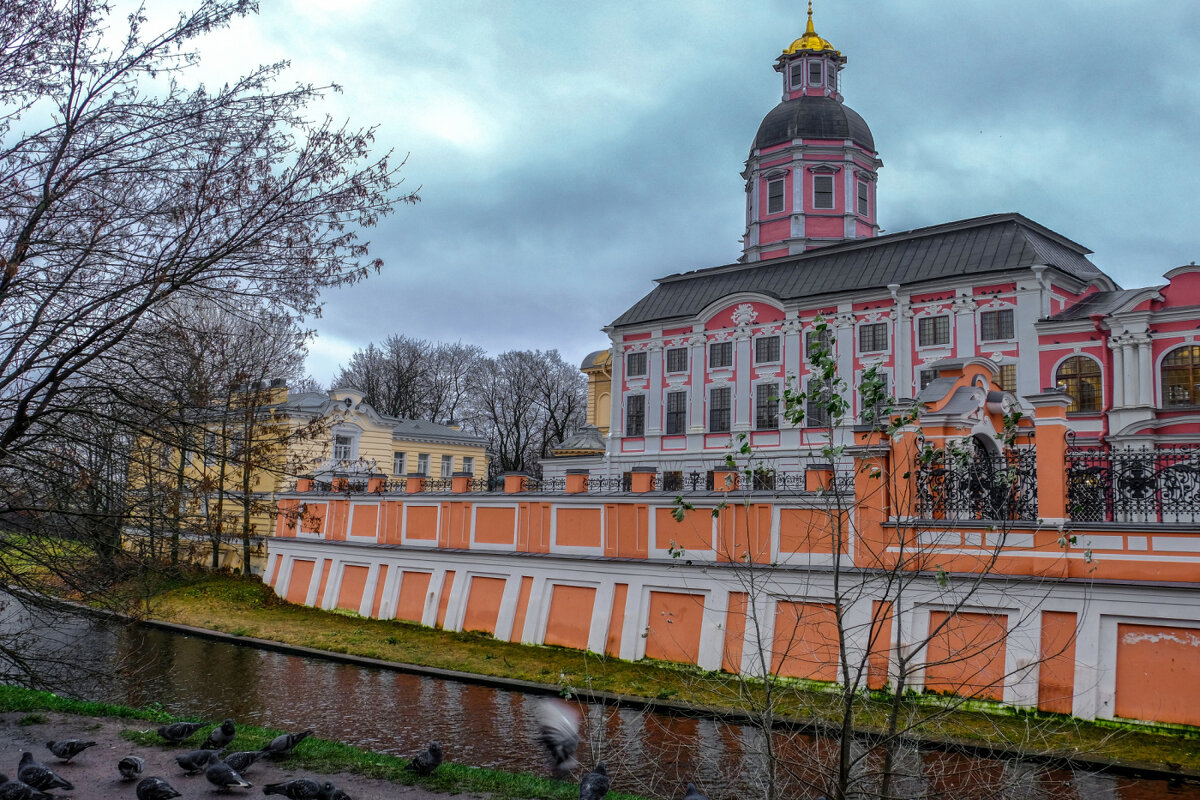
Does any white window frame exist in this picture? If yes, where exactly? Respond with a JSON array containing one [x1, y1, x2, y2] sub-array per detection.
[[665, 346, 688, 374], [626, 350, 648, 378], [789, 60, 804, 92], [665, 390, 687, 435], [766, 177, 785, 215], [812, 174, 834, 210], [754, 381, 781, 431], [462, 456, 475, 475], [808, 59, 823, 87], [329, 424, 361, 462], [754, 335, 782, 365], [805, 327, 834, 365], [709, 341, 733, 369], [417, 453, 430, 476], [856, 367, 893, 425], [856, 321, 890, 355], [625, 393, 647, 437], [916, 313, 952, 349], [857, 180, 869, 216], [440, 455, 454, 477], [393, 451, 406, 476], [977, 307, 1016, 343], [709, 386, 732, 433]]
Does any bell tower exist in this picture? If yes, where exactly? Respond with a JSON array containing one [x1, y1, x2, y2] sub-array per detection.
[[742, 3, 882, 262]]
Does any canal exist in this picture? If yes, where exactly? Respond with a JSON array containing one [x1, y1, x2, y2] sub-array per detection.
[[14, 610, 1200, 800]]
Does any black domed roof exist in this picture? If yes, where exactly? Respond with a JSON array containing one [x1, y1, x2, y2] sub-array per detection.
[[753, 96, 874, 153]]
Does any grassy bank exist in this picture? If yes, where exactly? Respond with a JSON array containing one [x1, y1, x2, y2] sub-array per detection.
[[139, 571, 1200, 777], [0, 685, 641, 800]]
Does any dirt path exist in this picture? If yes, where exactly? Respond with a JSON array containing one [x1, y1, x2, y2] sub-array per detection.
[[0, 711, 489, 800]]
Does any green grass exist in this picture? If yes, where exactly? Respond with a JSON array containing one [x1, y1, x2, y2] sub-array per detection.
[[0, 685, 644, 800], [133, 572, 1200, 777]]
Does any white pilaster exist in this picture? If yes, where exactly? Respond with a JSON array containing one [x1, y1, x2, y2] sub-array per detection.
[[1109, 338, 1125, 408], [646, 340, 664, 435], [358, 562, 381, 617], [688, 331, 707, 433], [734, 332, 753, 430], [609, 337, 624, 436], [1137, 337, 1153, 406]]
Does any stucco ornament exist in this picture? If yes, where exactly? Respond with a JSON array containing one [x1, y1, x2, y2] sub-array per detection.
[[731, 303, 759, 327]]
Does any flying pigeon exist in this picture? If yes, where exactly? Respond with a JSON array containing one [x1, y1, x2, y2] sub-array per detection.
[[0, 773, 53, 800], [44, 740, 96, 763], [535, 698, 581, 776], [203, 718, 237, 750], [156, 722, 204, 744], [222, 751, 262, 774], [403, 741, 442, 776], [204, 753, 251, 791], [579, 762, 609, 800], [260, 729, 313, 759], [16, 753, 73, 791], [118, 756, 146, 781], [135, 776, 182, 800], [174, 748, 224, 775], [683, 783, 709, 800], [262, 778, 328, 799]]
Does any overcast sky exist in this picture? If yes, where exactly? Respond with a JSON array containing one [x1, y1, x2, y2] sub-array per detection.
[[152, 0, 1200, 384]]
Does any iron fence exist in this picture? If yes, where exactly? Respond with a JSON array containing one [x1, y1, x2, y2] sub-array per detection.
[[915, 446, 1038, 521], [1067, 444, 1200, 524]]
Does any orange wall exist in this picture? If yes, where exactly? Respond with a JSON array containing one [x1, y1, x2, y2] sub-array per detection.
[[285, 559, 315, 604], [405, 506, 438, 540], [509, 576, 533, 642], [1038, 611, 1077, 714], [1115, 623, 1200, 726], [350, 505, 378, 539], [772, 601, 838, 681], [868, 600, 893, 690], [475, 507, 516, 546], [435, 570, 456, 628], [370, 565, 389, 618], [556, 507, 603, 548], [778, 507, 836, 554], [337, 565, 368, 611], [723, 592, 748, 673], [314, 560, 332, 607], [395, 571, 432, 623], [462, 576, 507, 635], [544, 585, 596, 650], [645, 591, 705, 665], [606, 583, 628, 657], [656, 507, 711, 552], [925, 611, 1008, 701]]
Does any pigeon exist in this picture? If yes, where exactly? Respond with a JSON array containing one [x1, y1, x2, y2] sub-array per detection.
[[535, 698, 580, 776], [204, 753, 251, 791], [260, 729, 313, 759], [321, 786, 352, 800], [44, 740, 96, 763], [135, 776, 182, 800], [262, 778, 326, 799], [403, 741, 442, 776], [0, 774, 52, 800], [579, 762, 609, 800], [222, 751, 262, 774], [118, 756, 146, 781], [16, 753, 73, 791], [157, 722, 205, 744], [683, 783, 709, 800], [203, 718, 237, 751], [175, 748, 224, 775]]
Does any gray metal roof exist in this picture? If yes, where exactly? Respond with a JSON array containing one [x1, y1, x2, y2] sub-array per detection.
[[1043, 289, 1147, 321], [753, 96, 875, 153], [611, 213, 1110, 329]]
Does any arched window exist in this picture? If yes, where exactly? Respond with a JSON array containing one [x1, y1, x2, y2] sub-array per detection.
[[1162, 345, 1200, 407], [1055, 356, 1102, 413]]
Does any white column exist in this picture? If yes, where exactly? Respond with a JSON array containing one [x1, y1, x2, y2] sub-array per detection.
[[589, 581, 616, 654], [646, 341, 663, 435], [696, 590, 727, 671], [890, 285, 912, 399], [782, 317, 802, 387], [305, 557, 327, 607], [521, 575, 549, 644], [608, 338, 624, 436], [1109, 338, 1125, 408], [954, 294, 976, 359], [688, 332, 707, 434], [834, 309, 855, 418], [1137, 337, 1153, 406], [358, 562, 381, 618], [733, 332, 753, 430]]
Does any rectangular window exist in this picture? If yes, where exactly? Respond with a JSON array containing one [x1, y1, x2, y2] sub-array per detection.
[[417, 453, 429, 476], [979, 309, 1015, 341], [204, 431, 218, 465], [860, 372, 891, 425], [333, 434, 353, 461], [918, 315, 951, 346], [806, 377, 832, 427], [809, 60, 822, 85], [709, 341, 733, 368], [462, 456, 475, 475], [755, 382, 779, 430], [393, 451, 406, 476], [857, 180, 869, 216], [666, 391, 687, 435], [997, 364, 1017, 392], [666, 347, 688, 373], [858, 322, 888, 353], [789, 61, 804, 90], [440, 455, 453, 477], [755, 335, 781, 363], [813, 174, 834, 209], [806, 328, 833, 361], [709, 387, 731, 432], [626, 351, 647, 377], [626, 394, 645, 437], [919, 369, 939, 390], [767, 178, 785, 215]]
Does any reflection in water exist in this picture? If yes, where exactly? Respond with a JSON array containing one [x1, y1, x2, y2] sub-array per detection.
[[11, 616, 1200, 800]]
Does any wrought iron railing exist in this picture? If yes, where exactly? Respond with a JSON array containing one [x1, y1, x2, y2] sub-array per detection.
[[1067, 444, 1200, 524], [915, 447, 1038, 521]]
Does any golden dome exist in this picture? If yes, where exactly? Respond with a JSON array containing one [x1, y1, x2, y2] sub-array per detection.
[[783, 2, 839, 55]]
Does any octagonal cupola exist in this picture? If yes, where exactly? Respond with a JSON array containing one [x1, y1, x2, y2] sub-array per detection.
[[741, 3, 883, 262]]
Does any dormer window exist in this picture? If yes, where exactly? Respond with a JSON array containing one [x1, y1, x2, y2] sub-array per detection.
[[808, 60, 822, 86], [789, 61, 803, 91], [813, 175, 834, 209], [767, 177, 785, 214]]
